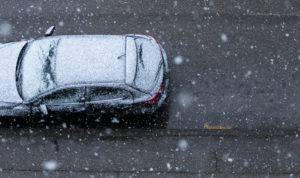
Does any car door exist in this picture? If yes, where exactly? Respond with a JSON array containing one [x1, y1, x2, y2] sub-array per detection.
[[85, 87, 133, 116], [31, 87, 85, 117]]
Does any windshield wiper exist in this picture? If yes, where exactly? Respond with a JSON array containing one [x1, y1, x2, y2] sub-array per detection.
[[138, 44, 144, 68]]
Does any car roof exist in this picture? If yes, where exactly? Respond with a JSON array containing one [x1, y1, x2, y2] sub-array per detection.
[[53, 35, 127, 85]]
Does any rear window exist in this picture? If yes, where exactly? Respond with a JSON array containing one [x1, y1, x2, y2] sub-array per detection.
[[132, 38, 163, 92]]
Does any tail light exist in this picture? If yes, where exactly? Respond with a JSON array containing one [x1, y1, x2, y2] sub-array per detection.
[[147, 35, 162, 51], [144, 86, 162, 104]]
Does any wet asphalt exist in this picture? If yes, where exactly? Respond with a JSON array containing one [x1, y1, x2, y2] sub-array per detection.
[[1, 0, 299, 130], [0, 0, 300, 177]]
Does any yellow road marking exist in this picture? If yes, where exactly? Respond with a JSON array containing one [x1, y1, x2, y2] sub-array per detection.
[[203, 122, 231, 130]]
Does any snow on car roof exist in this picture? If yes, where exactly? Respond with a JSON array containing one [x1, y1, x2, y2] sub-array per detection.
[[55, 35, 126, 85]]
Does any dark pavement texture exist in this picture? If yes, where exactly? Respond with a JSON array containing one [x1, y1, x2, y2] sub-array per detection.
[[1, 0, 299, 130], [0, 128, 300, 177], [0, 0, 300, 177]]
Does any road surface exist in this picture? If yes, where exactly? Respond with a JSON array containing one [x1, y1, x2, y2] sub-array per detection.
[[0, 0, 300, 177]]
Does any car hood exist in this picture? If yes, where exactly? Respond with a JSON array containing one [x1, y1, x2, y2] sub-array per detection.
[[0, 41, 27, 103]]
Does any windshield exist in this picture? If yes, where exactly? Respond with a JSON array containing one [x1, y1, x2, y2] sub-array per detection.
[[17, 38, 59, 101], [16, 42, 28, 99]]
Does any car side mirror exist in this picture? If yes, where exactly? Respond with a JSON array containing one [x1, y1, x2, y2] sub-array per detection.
[[39, 104, 48, 115], [45, 26, 55, 37]]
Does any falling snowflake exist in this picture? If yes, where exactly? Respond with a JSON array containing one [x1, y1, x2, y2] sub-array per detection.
[[178, 139, 188, 151], [58, 21, 64, 27], [0, 21, 12, 37], [221, 33, 228, 42], [244, 160, 249, 167], [166, 162, 172, 171], [222, 154, 234, 163], [174, 56, 184, 65], [42, 160, 58, 171], [62, 122, 67, 129], [244, 70, 252, 79], [111, 117, 120, 124], [177, 92, 193, 107]]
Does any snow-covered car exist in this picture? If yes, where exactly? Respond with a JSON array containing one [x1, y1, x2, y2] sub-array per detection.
[[0, 27, 169, 118]]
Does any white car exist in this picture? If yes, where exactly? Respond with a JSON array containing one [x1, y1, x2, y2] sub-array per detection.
[[0, 27, 169, 118]]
